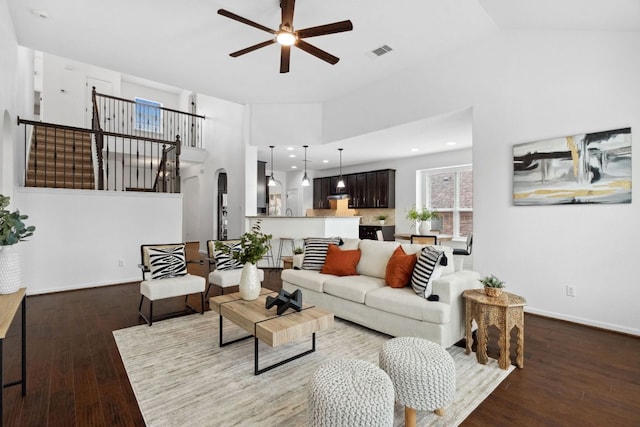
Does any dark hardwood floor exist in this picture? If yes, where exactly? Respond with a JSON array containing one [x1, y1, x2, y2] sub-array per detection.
[[2, 264, 639, 426]]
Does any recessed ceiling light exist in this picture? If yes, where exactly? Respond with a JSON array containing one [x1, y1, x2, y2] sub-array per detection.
[[286, 147, 294, 151], [31, 9, 49, 19], [323, 160, 329, 163], [291, 165, 297, 169], [289, 154, 296, 158], [411, 148, 419, 152], [447, 141, 457, 146]]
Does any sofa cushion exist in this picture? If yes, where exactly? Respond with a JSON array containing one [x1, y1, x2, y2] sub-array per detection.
[[323, 275, 386, 304], [340, 238, 361, 250], [365, 286, 450, 324], [385, 246, 418, 288], [281, 268, 335, 293], [411, 246, 445, 297], [302, 237, 341, 270], [356, 239, 400, 279], [321, 244, 361, 276], [401, 243, 455, 276]]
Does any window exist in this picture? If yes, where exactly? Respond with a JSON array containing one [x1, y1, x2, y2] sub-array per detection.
[[135, 97, 162, 133], [418, 165, 472, 238]]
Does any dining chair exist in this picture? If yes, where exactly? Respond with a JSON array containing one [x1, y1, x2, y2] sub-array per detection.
[[453, 233, 473, 256]]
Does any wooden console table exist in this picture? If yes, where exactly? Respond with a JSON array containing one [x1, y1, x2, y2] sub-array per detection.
[[0, 288, 27, 426], [463, 289, 526, 370]]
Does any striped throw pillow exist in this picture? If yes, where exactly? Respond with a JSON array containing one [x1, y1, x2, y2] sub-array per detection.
[[148, 246, 188, 280], [411, 246, 445, 298], [214, 241, 243, 271], [302, 237, 342, 271]]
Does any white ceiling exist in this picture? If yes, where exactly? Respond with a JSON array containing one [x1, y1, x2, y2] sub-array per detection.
[[7, 0, 639, 170]]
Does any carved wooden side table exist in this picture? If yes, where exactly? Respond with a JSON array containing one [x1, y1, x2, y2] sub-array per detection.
[[463, 289, 526, 370]]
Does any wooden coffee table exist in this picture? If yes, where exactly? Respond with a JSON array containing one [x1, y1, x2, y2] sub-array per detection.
[[210, 288, 334, 375]]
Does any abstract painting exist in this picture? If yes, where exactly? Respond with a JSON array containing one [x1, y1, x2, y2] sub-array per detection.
[[513, 127, 631, 205]]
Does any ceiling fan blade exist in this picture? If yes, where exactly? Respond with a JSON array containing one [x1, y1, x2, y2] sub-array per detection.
[[281, 0, 296, 29], [297, 20, 353, 39], [280, 45, 291, 73], [296, 39, 339, 65], [230, 40, 276, 57], [218, 9, 276, 34]]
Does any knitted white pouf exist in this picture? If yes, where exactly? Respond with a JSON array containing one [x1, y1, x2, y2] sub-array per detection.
[[308, 359, 395, 427], [379, 337, 456, 418]]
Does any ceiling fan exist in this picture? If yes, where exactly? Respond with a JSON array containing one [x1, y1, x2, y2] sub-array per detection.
[[218, 0, 353, 73]]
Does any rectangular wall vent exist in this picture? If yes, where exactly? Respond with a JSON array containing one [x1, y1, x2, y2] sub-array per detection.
[[371, 44, 393, 56]]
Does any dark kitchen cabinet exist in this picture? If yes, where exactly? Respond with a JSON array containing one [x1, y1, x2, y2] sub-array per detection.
[[313, 177, 332, 208], [359, 225, 396, 241], [312, 169, 395, 209]]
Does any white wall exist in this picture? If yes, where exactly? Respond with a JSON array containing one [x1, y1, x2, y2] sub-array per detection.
[[249, 103, 322, 146], [182, 93, 246, 250], [323, 30, 640, 335], [42, 53, 121, 127], [13, 188, 182, 294]]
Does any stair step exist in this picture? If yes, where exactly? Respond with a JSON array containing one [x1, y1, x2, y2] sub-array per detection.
[[25, 179, 95, 190]]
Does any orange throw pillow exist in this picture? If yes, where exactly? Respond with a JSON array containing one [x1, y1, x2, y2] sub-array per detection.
[[321, 244, 361, 276], [385, 246, 418, 288]]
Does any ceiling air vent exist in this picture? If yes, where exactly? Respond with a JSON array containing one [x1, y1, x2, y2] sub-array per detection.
[[371, 44, 393, 57]]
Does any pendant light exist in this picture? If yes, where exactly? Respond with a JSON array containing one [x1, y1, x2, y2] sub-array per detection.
[[268, 145, 276, 187], [336, 148, 345, 189], [301, 145, 310, 187]]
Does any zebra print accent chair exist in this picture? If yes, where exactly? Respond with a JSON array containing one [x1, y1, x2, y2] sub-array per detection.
[[138, 243, 206, 326]]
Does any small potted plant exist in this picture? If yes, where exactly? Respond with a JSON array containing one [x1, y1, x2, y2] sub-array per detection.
[[479, 274, 505, 297], [406, 206, 438, 234], [0, 194, 36, 294], [375, 214, 388, 225], [293, 246, 304, 255]]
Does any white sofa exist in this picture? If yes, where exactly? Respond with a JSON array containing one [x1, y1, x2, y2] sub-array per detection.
[[281, 238, 481, 348]]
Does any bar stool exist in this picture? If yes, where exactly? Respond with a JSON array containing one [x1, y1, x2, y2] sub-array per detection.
[[261, 240, 275, 268], [276, 237, 295, 268]]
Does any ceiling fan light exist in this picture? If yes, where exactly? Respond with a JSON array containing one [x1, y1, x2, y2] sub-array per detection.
[[276, 31, 296, 46]]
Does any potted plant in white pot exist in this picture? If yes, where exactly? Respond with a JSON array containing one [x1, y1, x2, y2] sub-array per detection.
[[215, 221, 272, 300], [0, 195, 36, 294], [375, 214, 388, 225], [406, 206, 438, 234]]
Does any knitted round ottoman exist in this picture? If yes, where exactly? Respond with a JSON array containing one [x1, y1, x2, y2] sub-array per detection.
[[379, 337, 456, 427], [308, 359, 395, 427]]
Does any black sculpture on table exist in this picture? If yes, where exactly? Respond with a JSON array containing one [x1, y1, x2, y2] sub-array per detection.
[[265, 289, 303, 315]]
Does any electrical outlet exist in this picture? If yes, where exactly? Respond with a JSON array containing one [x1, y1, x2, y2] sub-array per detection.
[[566, 285, 576, 297], [118, 259, 125, 267]]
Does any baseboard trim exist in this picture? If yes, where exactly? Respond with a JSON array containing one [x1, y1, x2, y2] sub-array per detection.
[[525, 306, 639, 337]]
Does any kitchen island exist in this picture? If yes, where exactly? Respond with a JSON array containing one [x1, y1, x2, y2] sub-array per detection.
[[246, 216, 361, 267]]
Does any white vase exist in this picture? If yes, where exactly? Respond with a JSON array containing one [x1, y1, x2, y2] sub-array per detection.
[[0, 245, 22, 294], [239, 262, 261, 300], [418, 221, 430, 235]]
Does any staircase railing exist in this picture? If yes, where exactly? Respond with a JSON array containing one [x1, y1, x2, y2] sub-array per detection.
[[91, 87, 204, 149], [19, 117, 182, 192]]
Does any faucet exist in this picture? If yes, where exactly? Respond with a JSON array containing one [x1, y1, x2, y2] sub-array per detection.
[[285, 208, 293, 216]]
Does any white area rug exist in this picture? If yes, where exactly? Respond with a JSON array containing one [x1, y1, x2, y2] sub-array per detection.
[[113, 311, 513, 426]]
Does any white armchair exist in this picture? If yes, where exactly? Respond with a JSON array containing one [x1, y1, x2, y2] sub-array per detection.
[[138, 243, 206, 326]]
